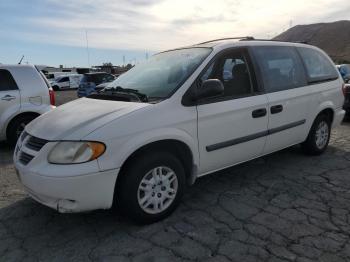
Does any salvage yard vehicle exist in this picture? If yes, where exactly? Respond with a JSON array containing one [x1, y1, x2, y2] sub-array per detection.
[[77, 72, 115, 97], [14, 38, 345, 223], [337, 64, 350, 83], [51, 74, 83, 91], [0, 65, 55, 145]]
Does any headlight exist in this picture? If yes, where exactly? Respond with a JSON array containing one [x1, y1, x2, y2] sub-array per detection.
[[48, 141, 105, 164]]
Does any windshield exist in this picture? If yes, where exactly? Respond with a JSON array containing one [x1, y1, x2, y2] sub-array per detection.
[[104, 48, 211, 99]]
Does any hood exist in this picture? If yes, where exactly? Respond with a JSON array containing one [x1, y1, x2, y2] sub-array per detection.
[[26, 98, 150, 140]]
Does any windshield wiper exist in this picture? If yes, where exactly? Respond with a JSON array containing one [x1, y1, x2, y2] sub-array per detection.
[[100, 86, 149, 102], [88, 86, 149, 102]]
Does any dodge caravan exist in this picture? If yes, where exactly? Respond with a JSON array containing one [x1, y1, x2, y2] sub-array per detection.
[[14, 38, 345, 223]]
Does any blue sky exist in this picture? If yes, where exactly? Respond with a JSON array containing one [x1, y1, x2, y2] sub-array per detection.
[[0, 0, 349, 67]]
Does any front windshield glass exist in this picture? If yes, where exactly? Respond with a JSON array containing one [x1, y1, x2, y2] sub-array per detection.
[[105, 47, 212, 99]]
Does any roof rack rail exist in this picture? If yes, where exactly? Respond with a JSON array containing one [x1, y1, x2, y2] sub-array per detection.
[[196, 36, 255, 45], [240, 38, 309, 44]]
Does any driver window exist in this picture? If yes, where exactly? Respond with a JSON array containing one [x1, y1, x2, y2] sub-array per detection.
[[200, 51, 253, 99]]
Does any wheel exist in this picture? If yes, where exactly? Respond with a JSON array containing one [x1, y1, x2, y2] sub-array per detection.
[[116, 152, 186, 224], [52, 85, 59, 91], [7, 115, 37, 146], [302, 114, 331, 155]]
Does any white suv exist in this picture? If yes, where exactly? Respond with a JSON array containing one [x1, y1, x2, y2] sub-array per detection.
[[0, 65, 55, 145], [14, 39, 345, 223]]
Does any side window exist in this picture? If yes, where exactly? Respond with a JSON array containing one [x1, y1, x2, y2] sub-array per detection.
[[0, 69, 18, 91], [253, 46, 306, 93], [200, 51, 253, 99], [59, 77, 69, 82], [297, 47, 338, 82]]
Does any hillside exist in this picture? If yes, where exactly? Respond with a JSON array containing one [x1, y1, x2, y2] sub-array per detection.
[[274, 20, 350, 63]]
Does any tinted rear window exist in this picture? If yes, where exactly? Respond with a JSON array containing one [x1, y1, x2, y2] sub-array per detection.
[[297, 47, 338, 83], [0, 69, 18, 91], [253, 46, 306, 93]]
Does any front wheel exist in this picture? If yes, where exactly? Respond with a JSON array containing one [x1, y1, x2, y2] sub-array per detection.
[[302, 114, 331, 155], [7, 115, 37, 146], [116, 152, 186, 224]]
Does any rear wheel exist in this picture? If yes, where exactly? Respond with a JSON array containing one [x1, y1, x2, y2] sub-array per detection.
[[7, 115, 37, 146], [302, 114, 331, 155], [116, 152, 186, 224]]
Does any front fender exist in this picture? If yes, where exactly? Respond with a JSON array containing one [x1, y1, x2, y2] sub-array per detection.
[[96, 127, 199, 172]]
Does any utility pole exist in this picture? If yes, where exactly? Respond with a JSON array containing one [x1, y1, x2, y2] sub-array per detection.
[[85, 29, 91, 68]]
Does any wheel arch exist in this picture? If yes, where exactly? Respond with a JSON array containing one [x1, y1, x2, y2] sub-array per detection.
[[6, 111, 40, 139], [113, 137, 198, 206]]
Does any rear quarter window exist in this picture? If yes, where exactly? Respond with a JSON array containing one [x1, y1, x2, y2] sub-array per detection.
[[252, 46, 307, 93], [297, 47, 338, 83], [0, 69, 19, 91]]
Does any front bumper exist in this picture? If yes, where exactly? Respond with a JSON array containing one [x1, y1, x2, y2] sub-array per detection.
[[14, 132, 119, 213], [16, 165, 119, 213]]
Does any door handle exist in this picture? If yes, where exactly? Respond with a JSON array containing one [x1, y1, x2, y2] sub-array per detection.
[[1, 95, 16, 101], [270, 105, 283, 114], [252, 108, 267, 118]]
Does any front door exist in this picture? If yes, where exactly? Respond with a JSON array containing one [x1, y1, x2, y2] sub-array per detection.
[[196, 48, 269, 175]]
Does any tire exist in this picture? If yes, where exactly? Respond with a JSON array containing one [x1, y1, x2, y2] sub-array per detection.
[[301, 114, 331, 155], [52, 85, 59, 91], [7, 115, 37, 146], [116, 151, 186, 224]]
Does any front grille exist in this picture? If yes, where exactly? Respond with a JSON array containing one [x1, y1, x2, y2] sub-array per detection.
[[26, 136, 48, 151], [19, 151, 34, 165]]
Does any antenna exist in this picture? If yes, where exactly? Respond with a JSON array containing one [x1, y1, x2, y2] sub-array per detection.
[[18, 55, 24, 64], [85, 30, 91, 68]]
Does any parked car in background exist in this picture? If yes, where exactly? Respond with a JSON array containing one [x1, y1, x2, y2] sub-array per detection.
[[343, 83, 350, 115], [337, 64, 350, 83], [51, 74, 83, 91], [0, 65, 55, 145], [77, 72, 115, 97], [46, 72, 70, 84], [14, 39, 345, 223]]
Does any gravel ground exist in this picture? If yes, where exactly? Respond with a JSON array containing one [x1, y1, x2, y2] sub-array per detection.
[[0, 93, 350, 261]]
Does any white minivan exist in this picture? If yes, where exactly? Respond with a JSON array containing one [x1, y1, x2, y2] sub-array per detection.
[[0, 65, 55, 145], [14, 39, 345, 223], [51, 74, 83, 91]]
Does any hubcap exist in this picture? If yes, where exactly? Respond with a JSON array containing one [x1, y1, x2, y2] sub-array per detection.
[[315, 121, 329, 149], [137, 166, 178, 214]]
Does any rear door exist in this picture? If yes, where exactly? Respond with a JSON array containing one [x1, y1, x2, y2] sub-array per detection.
[[196, 48, 269, 174], [0, 69, 20, 129], [252, 46, 311, 154]]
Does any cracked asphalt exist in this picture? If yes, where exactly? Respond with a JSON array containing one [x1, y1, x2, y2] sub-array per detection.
[[0, 92, 350, 261]]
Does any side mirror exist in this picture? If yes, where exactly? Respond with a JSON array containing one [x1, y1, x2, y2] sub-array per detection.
[[196, 79, 224, 100]]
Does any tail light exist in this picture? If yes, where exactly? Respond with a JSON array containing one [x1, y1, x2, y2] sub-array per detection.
[[49, 88, 55, 106]]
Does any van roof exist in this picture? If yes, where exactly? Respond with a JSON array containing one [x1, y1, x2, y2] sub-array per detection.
[[159, 37, 316, 55], [193, 38, 313, 49]]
